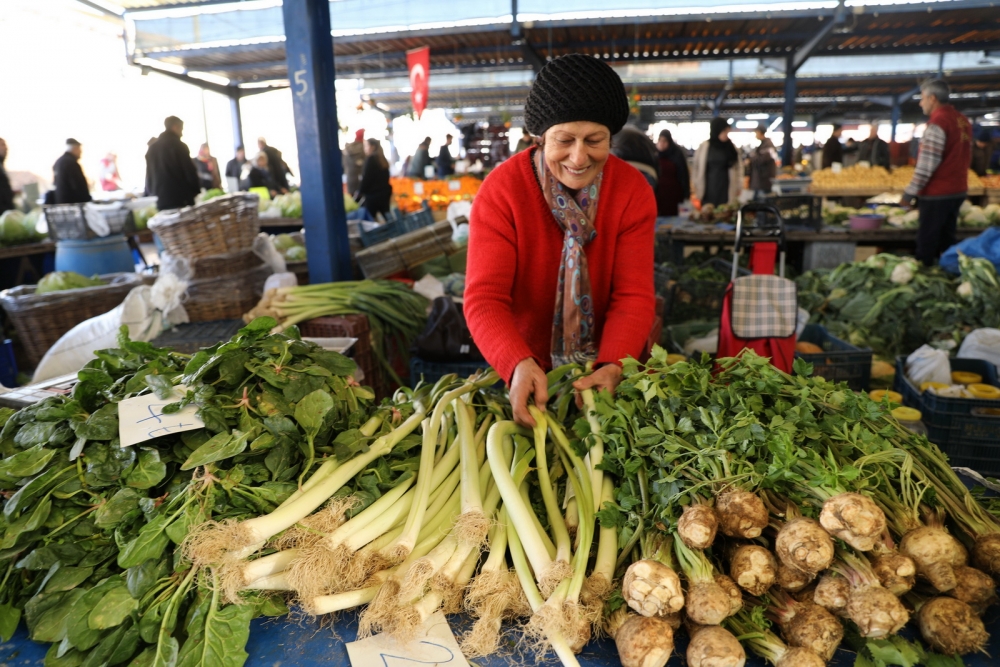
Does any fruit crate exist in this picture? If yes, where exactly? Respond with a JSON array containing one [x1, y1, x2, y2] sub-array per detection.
[[359, 203, 435, 247], [795, 324, 872, 392], [410, 356, 490, 388], [894, 356, 1000, 477]]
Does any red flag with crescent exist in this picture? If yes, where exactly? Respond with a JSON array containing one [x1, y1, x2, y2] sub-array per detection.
[[407, 47, 430, 118]]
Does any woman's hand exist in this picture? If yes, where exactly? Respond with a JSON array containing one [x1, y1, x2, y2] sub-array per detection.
[[572, 364, 623, 404], [510, 358, 548, 428]]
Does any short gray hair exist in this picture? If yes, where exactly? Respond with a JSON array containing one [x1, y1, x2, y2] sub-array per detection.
[[920, 79, 950, 103]]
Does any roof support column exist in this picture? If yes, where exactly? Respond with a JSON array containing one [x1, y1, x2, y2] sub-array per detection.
[[781, 57, 797, 167], [229, 88, 245, 152], [891, 101, 901, 143], [282, 0, 351, 283]]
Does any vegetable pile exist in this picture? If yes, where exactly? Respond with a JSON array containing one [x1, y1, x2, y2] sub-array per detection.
[[594, 349, 998, 667], [268, 192, 302, 219], [36, 271, 104, 295], [796, 253, 1000, 358], [0, 209, 46, 246], [271, 234, 307, 263], [0, 316, 998, 667]]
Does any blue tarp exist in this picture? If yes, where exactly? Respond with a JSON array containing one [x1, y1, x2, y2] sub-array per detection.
[[940, 227, 1000, 274]]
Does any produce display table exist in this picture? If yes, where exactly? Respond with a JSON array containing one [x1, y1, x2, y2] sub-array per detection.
[[259, 217, 305, 231], [0, 240, 55, 260], [1, 607, 997, 667], [658, 225, 985, 269]]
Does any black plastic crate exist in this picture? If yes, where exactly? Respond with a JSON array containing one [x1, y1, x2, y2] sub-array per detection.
[[795, 324, 872, 392], [664, 258, 750, 325], [150, 319, 245, 354], [43, 204, 133, 241], [410, 356, 489, 388], [894, 356, 1000, 476]]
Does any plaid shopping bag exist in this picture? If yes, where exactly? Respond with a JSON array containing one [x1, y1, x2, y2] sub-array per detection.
[[730, 274, 797, 339]]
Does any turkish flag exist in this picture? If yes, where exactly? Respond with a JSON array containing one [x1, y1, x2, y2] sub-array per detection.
[[407, 46, 430, 119]]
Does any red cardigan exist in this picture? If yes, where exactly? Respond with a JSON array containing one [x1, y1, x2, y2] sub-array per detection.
[[465, 150, 656, 382]]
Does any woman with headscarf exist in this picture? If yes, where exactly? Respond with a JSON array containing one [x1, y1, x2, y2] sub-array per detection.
[[655, 129, 690, 216], [693, 117, 742, 207], [355, 138, 393, 217], [465, 54, 657, 428], [610, 125, 659, 189]]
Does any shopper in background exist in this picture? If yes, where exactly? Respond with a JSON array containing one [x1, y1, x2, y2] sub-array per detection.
[[194, 144, 221, 191], [842, 137, 859, 167], [694, 117, 742, 207], [355, 138, 392, 217], [903, 79, 973, 266], [465, 53, 655, 428], [655, 129, 690, 217], [343, 129, 366, 195], [53, 139, 91, 204], [225, 146, 246, 192], [971, 129, 993, 177], [408, 137, 432, 178], [0, 139, 13, 214], [145, 116, 200, 211], [748, 125, 777, 200], [514, 134, 533, 154], [436, 134, 455, 178], [243, 152, 281, 197], [99, 152, 122, 192], [610, 126, 658, 189], [257, 137, 292, 191], [857, 124, 891, 169], [821, 125, 844, 168]]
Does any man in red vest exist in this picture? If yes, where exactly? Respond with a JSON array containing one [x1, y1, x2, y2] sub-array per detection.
[[903, 79, 972, 265]]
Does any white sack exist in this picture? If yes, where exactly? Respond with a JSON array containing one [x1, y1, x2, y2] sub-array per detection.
[[957, 328, 1000, 370], [905, 344, 952, 387]]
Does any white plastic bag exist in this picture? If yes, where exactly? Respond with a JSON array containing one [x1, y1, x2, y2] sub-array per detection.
[[684, 329, 719, 356], [958, 328, 1000, 369], [905, 344, 952, 387], [263, 272, 298, 293], [412, 274, 445, 303], [32, 274, 189, 383], [254, 233, 287, 274]]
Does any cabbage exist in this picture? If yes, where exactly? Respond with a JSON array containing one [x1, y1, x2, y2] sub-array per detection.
[[284, 245, 307, 262], [271, 192, 302, 218], [198, 188, 225, 204], [132, 206, 157, 231], [36, 271, 103, 294], [960, 199, 973, 215], [273, 234, 298, 251], [984, 203, 1000, 225]]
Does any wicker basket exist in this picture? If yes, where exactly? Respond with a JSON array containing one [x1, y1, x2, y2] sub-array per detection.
[[184, 264, 272, 322], [355, 220, 460, 279], [0, 273, 145, 366], [149, 193, 260, 261], [190, 250, 264, 279], [43, 203, 133, 241]]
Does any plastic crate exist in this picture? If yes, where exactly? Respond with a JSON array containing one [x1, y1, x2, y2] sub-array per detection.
[[795, 324, 872, 392], [894, 356, 1000, 476], [410, 356, 490, 388], [664, 258, 750, 325], [43, 203, 133, 241], [150, 320, 245, 354], [358, 204, 436, 248]]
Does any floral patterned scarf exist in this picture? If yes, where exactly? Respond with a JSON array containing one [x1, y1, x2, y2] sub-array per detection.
[[534, 147, 603, 366]]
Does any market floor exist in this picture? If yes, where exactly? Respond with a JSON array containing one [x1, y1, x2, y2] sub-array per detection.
[[2, 609, 998, 666]]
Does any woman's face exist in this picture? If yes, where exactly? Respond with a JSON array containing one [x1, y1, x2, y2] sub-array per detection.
[[718, 128, 731, 143], [542, 121, 611, 190]]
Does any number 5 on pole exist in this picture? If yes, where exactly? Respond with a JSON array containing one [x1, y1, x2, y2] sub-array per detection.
[[293, 69, 309, 97]]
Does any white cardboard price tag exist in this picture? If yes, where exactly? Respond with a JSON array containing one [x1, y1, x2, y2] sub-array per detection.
[[345, 612, 469, 667], [117, 386, 204, 447], [448, 180, 461, 192], [413, 182, 425, 195]]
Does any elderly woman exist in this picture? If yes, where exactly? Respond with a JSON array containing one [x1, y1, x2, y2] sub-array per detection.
[[465, 54, 657, 427]]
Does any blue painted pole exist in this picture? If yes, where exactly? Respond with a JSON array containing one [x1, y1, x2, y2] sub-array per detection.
[[781, 57, 797, 167], [890, 100, 901, 143], [282, 0, 351, 283]]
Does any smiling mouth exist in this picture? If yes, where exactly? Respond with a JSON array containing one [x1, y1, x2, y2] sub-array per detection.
[[563, 165, 589, 176]]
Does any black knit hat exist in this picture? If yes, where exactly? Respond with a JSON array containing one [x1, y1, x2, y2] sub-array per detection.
[[524, 54, 630, 137]]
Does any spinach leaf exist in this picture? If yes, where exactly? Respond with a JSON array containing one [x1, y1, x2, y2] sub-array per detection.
[[73, 404, 119, 441], [94, 488, 143, 529], [31, 589, 83, 642], [181, 430, 250, 471], [89, 585, 137, 630], [0, 602, 21, 642], [175, 594, 253, 667], [0, 444, 58, 478], [144, 374, 175, 400], [13, 422, 59, 448], [117, 515, 172, 569], [124, 449, 167, 490], [44, 566, 94, 594], [126, 556, 169, 600]]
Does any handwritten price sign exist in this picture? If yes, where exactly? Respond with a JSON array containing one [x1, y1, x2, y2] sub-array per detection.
[[346, 612, 469, 667], [118, 386, 205, 448]]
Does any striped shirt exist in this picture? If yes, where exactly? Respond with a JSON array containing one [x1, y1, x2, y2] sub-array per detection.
[[904, 124, 946, 197]]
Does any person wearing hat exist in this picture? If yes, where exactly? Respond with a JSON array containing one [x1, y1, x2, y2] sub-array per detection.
[[464, 54, 656, 428], [693, 117, 742, 207], [53, 138, 92, 204], [971, 128, 994, 177], [343, 129, 367, 196]]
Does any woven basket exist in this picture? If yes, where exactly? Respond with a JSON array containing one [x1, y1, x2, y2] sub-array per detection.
[[190, 250, 264, 279], [184, 264, 272, 322], [355, 220, 459, 279], [149, 193, 260, 261], [0, 273, 145, 366]]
